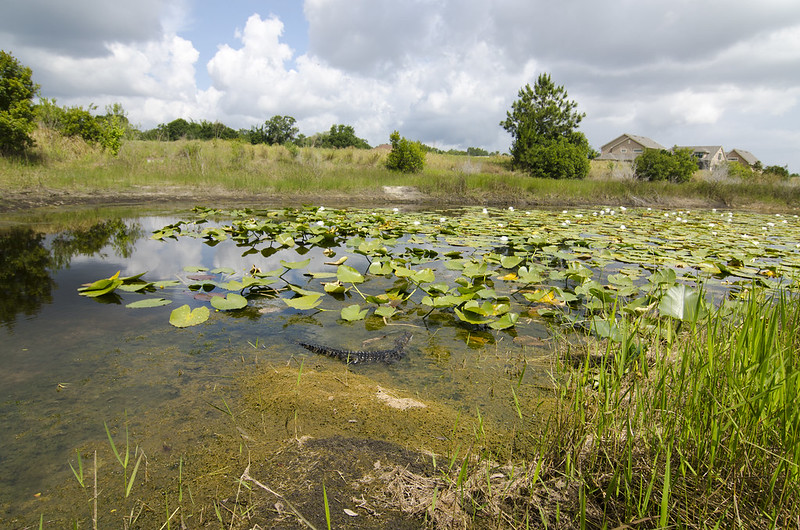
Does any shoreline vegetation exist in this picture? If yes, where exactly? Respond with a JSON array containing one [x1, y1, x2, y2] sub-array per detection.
[[2, 129, 800, 214]]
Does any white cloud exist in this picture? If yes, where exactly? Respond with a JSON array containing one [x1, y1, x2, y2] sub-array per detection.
[[2, 1, 800, 168]]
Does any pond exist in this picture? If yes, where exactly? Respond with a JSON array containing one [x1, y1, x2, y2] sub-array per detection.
[[1, 204, 798, 527]]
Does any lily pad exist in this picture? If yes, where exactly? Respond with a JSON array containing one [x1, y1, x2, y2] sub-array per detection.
[[340, 304, 369, 322], [126, 298, 172, 309], [169, 305, 210, 327], [211, 293, 248, 311]]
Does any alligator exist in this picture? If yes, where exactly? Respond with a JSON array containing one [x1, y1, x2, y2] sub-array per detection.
[[298, 332, 412, 364]]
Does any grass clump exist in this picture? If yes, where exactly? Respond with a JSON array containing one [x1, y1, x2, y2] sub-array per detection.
[[399, 287, 800, 528]]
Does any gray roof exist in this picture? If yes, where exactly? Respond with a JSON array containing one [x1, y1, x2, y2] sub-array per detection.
[[726, 148, 759, 165], [674, 145, 724, 157], [601, 133, 665, 151]]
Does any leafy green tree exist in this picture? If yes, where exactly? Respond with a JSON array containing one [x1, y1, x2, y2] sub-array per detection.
[[317, 124, 370, 149], [500, 73, 590, 179], [0, 50, 39, 156], [61, 104, 103, 143], [633, 147, 696, 183], [763, 165, 790, 179], [165, 118, 191, 140], [385, 130, 425, 173], [250, 115, 299, 145], [466, 147, 489, 156]]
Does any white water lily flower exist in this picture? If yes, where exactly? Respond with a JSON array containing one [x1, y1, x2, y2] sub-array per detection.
[[709, 223, 715, 227], [664, 213, 669, 217], [620, 224, 626, 230], [413, 221, 421, 226], [318, 206, 325, 211], [592, 212, 598, 216], [767, 222, 775, 227], [393, 207, 399, 212], [610, 210, 616, 215], [676, 217, 682, 222], [647, 207, 652, 211], [712, 231, 717, 236], [440, 217, 446, 223], [316, 221, 325, 226], [498, 223, 505, 228], [482, 208, 488, 214], [508, 206, 514, 211], [712, 208, 717, 213], [500, 236, 508, 242], [575, 214, 583, 218], [620, 206, 627, 211]]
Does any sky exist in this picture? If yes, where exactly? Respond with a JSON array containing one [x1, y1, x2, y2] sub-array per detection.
[[1, 0, 799, 172]]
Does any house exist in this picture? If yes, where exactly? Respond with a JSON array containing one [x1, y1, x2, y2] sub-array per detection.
[[674, 145, 726, 171], [597, 134, 666, 162], [725, 148, 759, 169]]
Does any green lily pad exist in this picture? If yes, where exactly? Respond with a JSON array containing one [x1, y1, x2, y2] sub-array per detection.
[[284, 294, 323, 310], [169, 305, 210, 327], [337, 264, 365, 283], [211, 293, 248, 311], [126, 298, 172, 309], [341, 304, 369, 322]]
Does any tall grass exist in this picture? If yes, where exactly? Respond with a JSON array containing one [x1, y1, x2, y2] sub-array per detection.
[[3, 131, 799, 209], [410, 287, 800, 528]]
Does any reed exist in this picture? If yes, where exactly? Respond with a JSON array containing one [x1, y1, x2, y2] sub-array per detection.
[[414, 286, 800, 528]]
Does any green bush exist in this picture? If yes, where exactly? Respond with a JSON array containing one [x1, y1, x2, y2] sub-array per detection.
[[517, 136, 590, 180], [633, 147, 696, 183], [0, 50, 38, 156], [385, 131, 425, 173]]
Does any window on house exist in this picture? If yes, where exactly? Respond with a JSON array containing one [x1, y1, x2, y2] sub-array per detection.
[[620, 148, 627, 153], [633, 149, 643, 153], [728, 157, 739, 161]]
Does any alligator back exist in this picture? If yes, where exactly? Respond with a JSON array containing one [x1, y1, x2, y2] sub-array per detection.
[[298, 332, 412, 364]]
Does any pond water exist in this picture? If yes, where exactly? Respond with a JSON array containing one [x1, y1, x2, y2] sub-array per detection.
[[1, 203, 798, 527]]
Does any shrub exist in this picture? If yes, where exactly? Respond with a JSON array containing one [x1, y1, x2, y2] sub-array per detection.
[[0, 50, 38, 156], [633, 147, 696, 183], [385, 131, 425, 173]]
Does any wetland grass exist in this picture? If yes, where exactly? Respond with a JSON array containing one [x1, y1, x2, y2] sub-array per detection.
[[409, 287, 800, 528], [3, 130, 799, 210]]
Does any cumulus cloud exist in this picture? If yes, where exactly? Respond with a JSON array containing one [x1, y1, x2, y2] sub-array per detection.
[[1, 0, 800, 168]]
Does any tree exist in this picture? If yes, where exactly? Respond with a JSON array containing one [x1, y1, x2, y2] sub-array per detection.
[[633, 147, 696, 183], [763, 165, 790, 179], [0, 50, 39, 156], [250, 115, 299, 145], [385, 131, 425, 173], [316, 124, 370, 149], [500, 73, 590, 179]]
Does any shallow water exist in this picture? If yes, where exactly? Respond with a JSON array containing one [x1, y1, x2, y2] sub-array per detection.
[[0, 207, 555, 526], [4, 203, 798, 526]]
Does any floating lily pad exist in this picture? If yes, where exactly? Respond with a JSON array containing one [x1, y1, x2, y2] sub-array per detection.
[[126, 298, 172, 309], [169, 305, 210, 327], [211, 293, 248, 311]]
